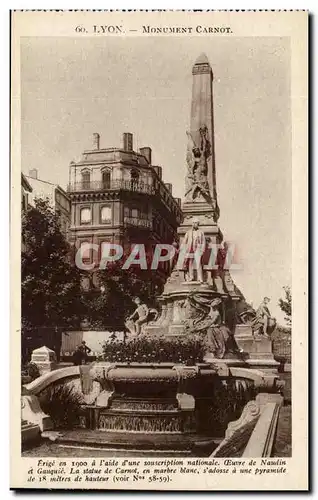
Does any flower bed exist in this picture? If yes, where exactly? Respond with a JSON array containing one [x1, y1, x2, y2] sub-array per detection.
[[101, 336, 205, 365]]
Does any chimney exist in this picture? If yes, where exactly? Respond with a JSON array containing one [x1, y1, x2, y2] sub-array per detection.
[[29, 168, 38, 180], [165, 183, 172, 194], [153, 166, 162, 180], [123, 133, 133, 152], [139, 147, 152, 165], [93, 133, 100, 150]]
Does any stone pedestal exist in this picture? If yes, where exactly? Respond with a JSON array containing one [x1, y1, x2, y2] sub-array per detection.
[[144, 280, 220, 337], [31, 345, 57, 375], [234, 325, 279, 373], [235, 325, 273, 359]]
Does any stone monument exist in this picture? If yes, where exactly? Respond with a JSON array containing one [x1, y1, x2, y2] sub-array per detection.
[[145, 54, 241, 338], [144, 54, 279, 371]]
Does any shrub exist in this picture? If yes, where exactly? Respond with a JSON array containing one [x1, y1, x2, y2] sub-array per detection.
[[272, 326, 292, 364], [39, 383, 84, 429], [21, 362, 40, 383], [26, 362, 41, 380], [101, 336, 206, 365]]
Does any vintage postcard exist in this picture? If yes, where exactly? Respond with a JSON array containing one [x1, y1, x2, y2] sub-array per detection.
[[11, 10, 308, 490]]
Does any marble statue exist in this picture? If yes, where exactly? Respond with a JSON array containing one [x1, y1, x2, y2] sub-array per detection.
[[125, 297, 159, 336], [182, 218, 206, 282], [183, 293, 243, 359], [185, 126, 211, 203], [251, 297, 277, 337], [235, 299, 257, 325]]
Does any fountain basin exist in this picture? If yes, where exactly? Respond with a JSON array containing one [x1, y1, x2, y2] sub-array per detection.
[[70, 361, 257, 454], [23, 362, 283, 456]]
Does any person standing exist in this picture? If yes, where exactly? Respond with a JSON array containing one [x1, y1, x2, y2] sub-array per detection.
[[80, 341, 91, 364], [73, 345, 83, 366], [73, 341, 91, 365]]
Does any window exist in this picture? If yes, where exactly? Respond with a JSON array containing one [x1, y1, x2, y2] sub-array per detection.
[[22, 193, 28, 212], [102, 170, 111, 189], [100, 205, 112, 224], [81, 170, 90, 189], [80, 207, 91, 224], [130, 169, 139, 189], [124, 206, 130, 217], [131, 208, 139, 218], [100, 241, 112, 257], [80, 242, 91, 262]]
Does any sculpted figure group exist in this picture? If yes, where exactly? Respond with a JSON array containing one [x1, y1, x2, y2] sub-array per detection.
[[124, 293, 276, 357], [182, 293, 244, 359], [236, 296, 277, 337], [124, 297, 158, 336], [250, 297, 277, 337], [185, 125, 212, 203]]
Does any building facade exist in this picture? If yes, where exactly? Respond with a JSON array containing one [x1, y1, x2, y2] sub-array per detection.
[[67, 132, 183, 285], [25, 169, 71, 237], [21, 173, 33, 253], [21, 173, 33, 213]]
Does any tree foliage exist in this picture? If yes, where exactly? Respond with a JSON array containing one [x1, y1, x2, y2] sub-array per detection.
[[39, 384, 84, 429], [22, 198, 82, 355], [22, 199, 165, 353], [278, 286, 292, 326]]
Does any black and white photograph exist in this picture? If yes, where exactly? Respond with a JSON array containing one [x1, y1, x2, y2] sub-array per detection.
[[11, 10, 308, 491]]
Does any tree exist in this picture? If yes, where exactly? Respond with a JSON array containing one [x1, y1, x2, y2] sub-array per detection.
[[22, 198, 83, 360], [278, 286, 292, 326], [83, 260, 163, 331]]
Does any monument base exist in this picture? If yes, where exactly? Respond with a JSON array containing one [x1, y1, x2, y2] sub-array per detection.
[[143, 282, 221, 337], [180, 201, 220, 238], [235, 324, 274, 359], [234, 324, 279, 373]]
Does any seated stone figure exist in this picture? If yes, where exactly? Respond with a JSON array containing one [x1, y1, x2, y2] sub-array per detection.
[[235, 299, 256, 325], [183, 293, 243, 359], [251, 297, 276, 337], [125, 297, 158, 336]]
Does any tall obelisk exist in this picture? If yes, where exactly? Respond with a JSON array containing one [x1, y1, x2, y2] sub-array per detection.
[[179, 53, 222, 247], [145, 54, 280, 371], [145, 54, 238, 338]]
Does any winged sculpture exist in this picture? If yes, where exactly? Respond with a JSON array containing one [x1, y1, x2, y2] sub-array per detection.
[[185, 126, 211, 202]]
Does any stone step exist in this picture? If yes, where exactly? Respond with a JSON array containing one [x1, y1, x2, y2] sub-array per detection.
[[51, 429, 220, 455]]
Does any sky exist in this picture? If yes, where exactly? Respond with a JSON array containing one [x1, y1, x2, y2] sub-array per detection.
[[21, 36, 291, 324]]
